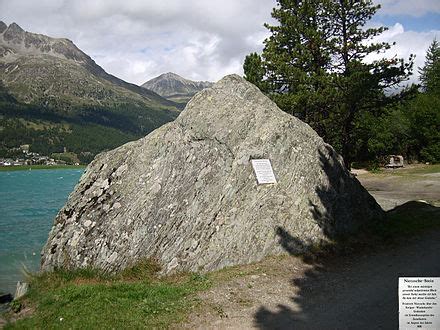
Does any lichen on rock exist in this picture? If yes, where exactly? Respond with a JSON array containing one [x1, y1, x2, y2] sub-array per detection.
[[41, 74, 384, 274]]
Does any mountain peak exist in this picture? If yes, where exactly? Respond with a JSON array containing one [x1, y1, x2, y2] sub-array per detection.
[[0, 22, 92, 64], [141, 72, 213, 100], [163, 72, 181, 78], [158, 72, 191, 82], [0, 21, 7, 34], [3, 22, 25, 42], [7, 22, 24, 32]]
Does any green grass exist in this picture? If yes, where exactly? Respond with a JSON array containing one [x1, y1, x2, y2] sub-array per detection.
[[4, 263, 211, 329], [374, 164, 440, 176], [51, 152, 80, 165], [396, 164, 440, 175], [0, 165, 86, 172]]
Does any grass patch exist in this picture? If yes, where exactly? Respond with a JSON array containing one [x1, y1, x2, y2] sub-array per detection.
[[4, 262, 211, 329], [17, 118, 70, 132], [118, 258, 162, 281], [375, 164, 440, 176], [51, 152, 80, 165], [0, 165, 85, 172], [395, 164, 440, 175]]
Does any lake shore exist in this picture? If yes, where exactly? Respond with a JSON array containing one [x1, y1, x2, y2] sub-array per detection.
[[0, 165, 86, 172]]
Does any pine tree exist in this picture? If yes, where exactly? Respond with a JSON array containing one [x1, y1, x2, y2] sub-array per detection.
[[243, 0, 414, 168], [243, 52, 267, 92], [407, 39, 440, 163], [259, 0, 333, 136], [419, 39, 440, 95], [327, 0, 414, 166]]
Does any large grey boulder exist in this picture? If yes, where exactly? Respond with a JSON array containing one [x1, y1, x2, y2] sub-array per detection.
[[41, 74, 383, 274]]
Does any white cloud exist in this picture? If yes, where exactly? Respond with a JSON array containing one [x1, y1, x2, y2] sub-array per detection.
[[0, 0, 274, 83], [0, 1, 438, 86], [375, 0, 440, 17], [365, 23, 439, 85]]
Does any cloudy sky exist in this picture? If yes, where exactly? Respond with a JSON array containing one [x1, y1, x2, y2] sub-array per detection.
[[1, 0, 439, 85]]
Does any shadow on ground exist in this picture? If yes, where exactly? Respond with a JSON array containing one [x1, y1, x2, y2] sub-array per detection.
[[253, 147, 440, 329]]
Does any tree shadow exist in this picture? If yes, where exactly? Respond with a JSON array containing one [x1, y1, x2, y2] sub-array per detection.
[[253, 146, 440, 329]]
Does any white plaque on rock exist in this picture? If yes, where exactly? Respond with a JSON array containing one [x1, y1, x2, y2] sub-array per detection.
[[399, 277, 440, 329], [251, 159, 277, 184]]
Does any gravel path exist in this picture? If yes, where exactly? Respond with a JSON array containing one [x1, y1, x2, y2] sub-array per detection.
[[253, 230, 440, 329], [182, 229, 440, 330]]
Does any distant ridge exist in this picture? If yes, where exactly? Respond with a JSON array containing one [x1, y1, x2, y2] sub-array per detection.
[[0, 21, 178, 107], [141, 72, 213, 104]]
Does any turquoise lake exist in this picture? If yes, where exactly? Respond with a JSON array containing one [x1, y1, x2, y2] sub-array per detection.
[[0, 168, 83, 294]]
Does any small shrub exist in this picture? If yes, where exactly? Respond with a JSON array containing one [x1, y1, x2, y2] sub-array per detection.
[[119, 258, 162, 281], [190, 273, 209, 283], [10, 300, 22, 313], [366, 161, 381, 172]]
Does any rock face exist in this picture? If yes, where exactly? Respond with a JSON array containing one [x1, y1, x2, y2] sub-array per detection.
[[41, 75, 383, 274]]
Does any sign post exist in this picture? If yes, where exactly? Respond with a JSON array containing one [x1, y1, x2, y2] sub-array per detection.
[[251, 159, 277, 185]]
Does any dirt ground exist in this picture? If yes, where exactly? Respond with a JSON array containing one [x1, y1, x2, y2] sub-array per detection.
[[354, 165, 440, 210], [181, 165, 440, 329]]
